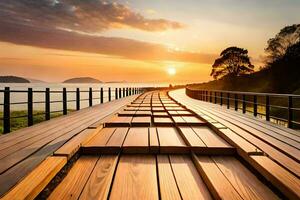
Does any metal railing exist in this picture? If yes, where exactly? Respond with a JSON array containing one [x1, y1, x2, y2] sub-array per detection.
[[186, 87, 300, 129], [0, 87, 145, 134]]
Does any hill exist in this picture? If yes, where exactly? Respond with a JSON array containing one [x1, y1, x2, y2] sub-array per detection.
[[0, 76, 30, 83], [63, 77, 102, 83]]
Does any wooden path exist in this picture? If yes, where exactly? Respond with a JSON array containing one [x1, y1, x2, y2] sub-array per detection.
[[0, 89, 299, 199]]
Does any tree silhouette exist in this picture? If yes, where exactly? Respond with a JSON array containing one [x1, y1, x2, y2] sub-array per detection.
[[265, 24, 300, 64], [210, 47, 254, 80]]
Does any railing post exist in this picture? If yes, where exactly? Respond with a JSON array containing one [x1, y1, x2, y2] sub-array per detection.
[[234, 93, 238, 111], [253, 95, 257, 117], [210, 91, 212, 102], [100, 88, 103, 104], [288, 96, 293, 128], [119, 88, 122, 98], [242, 94, 246, 113], [227, 93, 230, 109], [63, 88, 67, 115], [76, 88, 80, 110], [108, 87, 111, 101], [27, 88, 33, 126], [89, 87, 93, 107], [126, 88, 128, 96], [115, 88, 118, 100], [214, 92, 217, 104], [45, 88, 50, 120], [266, 95, 270, 121], [123, 88, 125, 97], [220, 92, 223, 106], [3, 87, 10, 133]]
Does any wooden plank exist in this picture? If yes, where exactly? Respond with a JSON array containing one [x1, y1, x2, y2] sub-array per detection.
[[149, 128, 159, 153], [157, 127, 187, 153], [192, 155, 243, 200], [83, 128, 116, 147], [104, 128, 129, 153], [179, 127, 206, 147], [153, 117, 174, 126], [1, 156, 66, 200], [135, 110, 152, 116], [157, 155, 181, 200], [123, 128, 149, 153], [48, 156, 98, 200], [152, 112, 169, 117], [251, 155, 300, 199], [105, 116, 132, 127], [194, 104, 300, 163], [213, 156, 279, 200], [219, 128, 262, 155], [192, 127, 232, 148], [118, 110, 136, 116], [165, 107, 185, 111], [131, 116, 151, 127], [109, 155, 159, 200], [182, 116, 206, 125], [172, 116, 186, 124], [211, 122, 227, 129], [191, 106, 300, 177], [79, 155, 118, 200], [54, 128, 100, 159], [169, 155, 212, 200], [152, 107, 165, 111]]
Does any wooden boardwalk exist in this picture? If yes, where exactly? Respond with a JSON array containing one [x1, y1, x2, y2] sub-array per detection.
[[0, 89, 299, 199]]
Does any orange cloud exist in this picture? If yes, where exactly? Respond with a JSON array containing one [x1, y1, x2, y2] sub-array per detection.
[[0, 0, 184, 33], [0, 20, 215, 64]]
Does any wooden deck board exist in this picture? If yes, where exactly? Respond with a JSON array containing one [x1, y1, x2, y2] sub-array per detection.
[[157, 155, 181, 200], [123, 128, 149, 153], [1, 156, 66, 199], [109, 155, 159, 200], [48, 156, 98, 200], [157, 127, 187, 153], [169, 155, 212, 200]]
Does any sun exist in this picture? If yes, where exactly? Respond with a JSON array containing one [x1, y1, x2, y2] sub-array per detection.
[[167, 67, 176, 76]]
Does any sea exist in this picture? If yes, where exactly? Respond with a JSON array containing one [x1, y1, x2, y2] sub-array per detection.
[[0, 82, 167, 111]]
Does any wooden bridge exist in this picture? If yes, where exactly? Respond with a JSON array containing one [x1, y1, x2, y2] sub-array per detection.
[[0, 88, 299, 199]]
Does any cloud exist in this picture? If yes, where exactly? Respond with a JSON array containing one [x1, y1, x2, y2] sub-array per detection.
[[0, 20, 215, 64], [0, 0, 184, 32], [0, 0, 215, 64]]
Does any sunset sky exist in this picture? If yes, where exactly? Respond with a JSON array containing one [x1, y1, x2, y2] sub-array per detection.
[[0, 0, 299, 83]]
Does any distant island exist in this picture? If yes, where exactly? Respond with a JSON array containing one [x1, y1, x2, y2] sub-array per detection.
[[0, 76, 30, 83], [63, 77, 102, 83]]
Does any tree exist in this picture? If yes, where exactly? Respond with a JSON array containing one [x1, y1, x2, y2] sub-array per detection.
[[265, 24, 300, 64], [210, 47, 254, 80]]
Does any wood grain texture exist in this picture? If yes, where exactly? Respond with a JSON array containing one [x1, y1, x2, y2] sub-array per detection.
[[179, 127, 206, 147], [157, 127, 187, 153], [123, 128, 149, 153], [109, 155, 159, 200], [79, 155, 118, 200], [251, 155, 300, 199], [84, 128, 116, 147], [153, 117, 174, 126], [219, 128, 262, 155], [105, 116, 132, 127], [2, 156, 66, 200], [192, 127, 231, 148], [169, 155, 212, 200], [157, 155, 181, 200], [48, 156, 98, 200], [213, 156, 279, 200], [149, 128, 159, 153], [131, 117, 151, 127], [55, 128, 100, 159], [193, 156, 242, 200]]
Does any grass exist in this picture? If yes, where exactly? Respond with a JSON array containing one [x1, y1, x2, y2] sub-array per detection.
[[0, 110, 74, 134]]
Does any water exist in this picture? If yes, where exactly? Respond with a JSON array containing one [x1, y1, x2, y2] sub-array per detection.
[[0, 82, 166, 111]]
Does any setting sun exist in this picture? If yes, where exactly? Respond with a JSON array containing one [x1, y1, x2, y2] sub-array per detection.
[[167, 67, 176, 76]]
